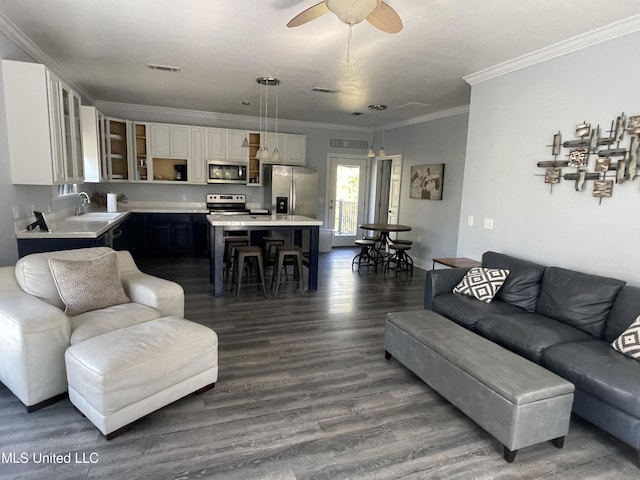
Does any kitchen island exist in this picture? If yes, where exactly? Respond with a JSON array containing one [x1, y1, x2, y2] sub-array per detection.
[[207, 214, 323, 297]]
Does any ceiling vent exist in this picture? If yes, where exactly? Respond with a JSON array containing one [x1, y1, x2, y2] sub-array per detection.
[[312, 87, 338, 94], [146, 63, 181, 73]]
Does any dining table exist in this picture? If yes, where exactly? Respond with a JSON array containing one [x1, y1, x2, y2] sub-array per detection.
[[358, 223, 412, 255]]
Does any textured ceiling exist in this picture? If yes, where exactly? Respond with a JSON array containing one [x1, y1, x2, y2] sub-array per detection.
[[0, 0, 639, 128]]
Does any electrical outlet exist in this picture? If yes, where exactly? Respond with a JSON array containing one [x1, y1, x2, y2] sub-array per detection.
[[483, 218, 494, 230], [467, 215, 474, 227], [12, 206, 19, 220], [182, 194, 188, 201], [417, 236, 422, 243]]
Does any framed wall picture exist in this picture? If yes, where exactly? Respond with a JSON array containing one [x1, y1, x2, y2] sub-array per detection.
[[410, 163, 444, 200]]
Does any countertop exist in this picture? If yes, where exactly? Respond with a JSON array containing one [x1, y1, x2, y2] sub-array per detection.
[[15, 211, 130, 239], [207, 214, 323, 227]]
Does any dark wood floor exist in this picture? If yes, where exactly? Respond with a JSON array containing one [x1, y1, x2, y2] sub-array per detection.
[[0, 248, 638, 479]]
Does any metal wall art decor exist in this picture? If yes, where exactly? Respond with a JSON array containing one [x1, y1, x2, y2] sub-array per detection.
[[410, 163, 444, 200], [537, 112, 640, 204]]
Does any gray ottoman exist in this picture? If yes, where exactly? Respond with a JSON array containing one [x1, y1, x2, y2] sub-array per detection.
[[385, 310, 575, 462], [65, 316, 218, 439]]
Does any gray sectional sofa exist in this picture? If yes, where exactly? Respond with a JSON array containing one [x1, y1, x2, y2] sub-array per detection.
[[425, 251, 640, 464]]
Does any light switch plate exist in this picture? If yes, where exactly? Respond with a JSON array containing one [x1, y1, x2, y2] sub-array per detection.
[[484, 218, 494, 230], [467, 215, 474, 227]]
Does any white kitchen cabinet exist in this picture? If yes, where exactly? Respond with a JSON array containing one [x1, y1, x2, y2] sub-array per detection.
[[189, 127, 207, 184], [106, 117, 132, 181], [1, 60, 85, 185], [133, 122, 150, 181], [62, 87, 84, 182], [260, 132, 306, 165], [81, 106, 107, 183], [228, 129, 249, 162], [206, 128, 227, 159], [150, 123, 190, 158], [283, 133, 306, 165]]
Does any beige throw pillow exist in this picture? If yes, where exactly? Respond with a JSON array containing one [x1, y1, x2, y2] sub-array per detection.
[[48, 251, 130, 316]]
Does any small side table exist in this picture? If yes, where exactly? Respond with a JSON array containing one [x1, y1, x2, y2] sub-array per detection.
[[432, 257, 481, 270]]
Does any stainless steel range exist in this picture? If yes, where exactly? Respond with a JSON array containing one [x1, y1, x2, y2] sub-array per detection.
[[206, 194, 250, 215]]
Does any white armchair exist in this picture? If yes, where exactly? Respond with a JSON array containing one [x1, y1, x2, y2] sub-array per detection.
[[0, 247, 184, 411]]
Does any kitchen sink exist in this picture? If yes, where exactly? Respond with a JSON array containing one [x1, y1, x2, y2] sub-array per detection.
[[65, 212, 124, 222]]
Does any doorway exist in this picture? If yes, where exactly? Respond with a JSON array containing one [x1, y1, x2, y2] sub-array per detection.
[[326, 154, 369, 247]]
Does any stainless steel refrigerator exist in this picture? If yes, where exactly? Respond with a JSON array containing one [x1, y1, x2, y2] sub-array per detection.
[[263, 165, 318, 217]]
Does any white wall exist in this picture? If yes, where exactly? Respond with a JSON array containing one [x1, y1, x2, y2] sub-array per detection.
[[459, 31, 640, 285], [374, 112, 469, 268]]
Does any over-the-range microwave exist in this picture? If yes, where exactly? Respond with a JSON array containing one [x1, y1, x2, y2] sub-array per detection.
[[207, 161, 247, 184]]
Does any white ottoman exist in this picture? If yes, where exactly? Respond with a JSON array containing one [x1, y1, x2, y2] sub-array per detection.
[[65, 316, 218, 439]]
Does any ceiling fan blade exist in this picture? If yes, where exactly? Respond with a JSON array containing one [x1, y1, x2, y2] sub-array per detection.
[[366, 1, 403, 33], [287, 1, 330, 28]]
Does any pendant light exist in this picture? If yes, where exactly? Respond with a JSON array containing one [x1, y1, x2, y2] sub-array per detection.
[[367, 104, 387, 158], [255, 86, 263, 160], [378, 123, 386, 157], [262, 79, 271, 161], [256, 76, 281, 162], [367, 116, 375, 158], [241, 101, 250, 148], [271, 82, 280, 163]]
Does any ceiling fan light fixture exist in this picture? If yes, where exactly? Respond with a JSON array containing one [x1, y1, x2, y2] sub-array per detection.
[[326, 0, 380, 25]]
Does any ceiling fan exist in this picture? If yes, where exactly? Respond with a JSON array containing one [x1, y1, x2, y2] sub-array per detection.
[[287, 0, 403, 34]]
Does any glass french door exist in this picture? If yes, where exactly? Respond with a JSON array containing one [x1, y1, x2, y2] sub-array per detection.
[[327, 155, 368, 247]]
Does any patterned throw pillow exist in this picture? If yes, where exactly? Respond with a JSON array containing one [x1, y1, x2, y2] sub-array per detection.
[[48, 251, 130, 316], [453, 267, 510, 303], [612, 316, 640, 360]]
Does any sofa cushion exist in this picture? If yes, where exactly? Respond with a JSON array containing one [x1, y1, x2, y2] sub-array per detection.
[[453, 267, 510, 303], [475, 313, 593, 363], [536, 267, 625, 338], [432, 292, 527, 330], [611, 315, 640, 360], [605, 285, 640, 342], [542, 340, 640, 419], [49, 251, 130, 316], [15, 247, 114, 310], [69, 303, 162, 345], [481, 251, 545, 313]]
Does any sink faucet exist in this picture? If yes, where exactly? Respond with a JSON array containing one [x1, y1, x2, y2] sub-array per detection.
[[76, 192, 91, 216]]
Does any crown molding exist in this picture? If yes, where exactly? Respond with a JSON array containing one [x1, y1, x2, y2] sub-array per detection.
[[381, 105, 470, 131], [464, 14, 640, 86], [0, 11, 94, 102], [94, 101, 371, 132]]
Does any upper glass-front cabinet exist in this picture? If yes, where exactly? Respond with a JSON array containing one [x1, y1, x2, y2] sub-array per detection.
[[0, 60, 86, 185], [61, 85, 84, 183]]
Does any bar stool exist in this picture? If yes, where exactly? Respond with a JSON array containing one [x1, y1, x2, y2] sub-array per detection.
[[232, 246, 268, 300], [262, 236, 285, 267], [224, 236, 249, 278], [271, 245, 305, 297], [352, 239, 378, 273], [391, 238, 413, 246], [385, 243, 414, 277]]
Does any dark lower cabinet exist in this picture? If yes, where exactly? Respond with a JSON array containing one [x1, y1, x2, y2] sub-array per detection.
[[17, 213, 210, 260], [192, 214, 210, 257], [125, 213, 208, 258], [17, 234, 110, 258], [113, 214, 149, 256], [150, 218, 192, 255]]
